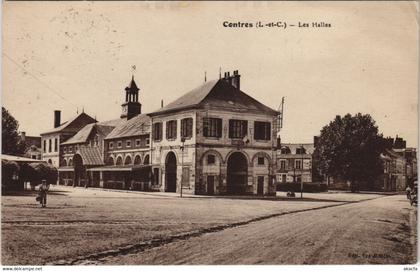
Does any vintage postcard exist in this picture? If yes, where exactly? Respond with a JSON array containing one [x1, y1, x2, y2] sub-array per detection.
[[1, 1, 418, 269]]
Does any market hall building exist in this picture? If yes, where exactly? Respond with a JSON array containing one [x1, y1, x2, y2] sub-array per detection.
[[56, 77, 152, 189], [47, 71, 279, 195], [149, 71, 279, 195]]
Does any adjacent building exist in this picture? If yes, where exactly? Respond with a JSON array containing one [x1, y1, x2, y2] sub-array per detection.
[[19, 132, 42, 160], [40, 111, 96, 167], [276, 143, 314, 184]]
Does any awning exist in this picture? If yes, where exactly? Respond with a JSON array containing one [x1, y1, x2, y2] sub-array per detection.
[[58, 166, 74, 172], [87, 164, 154, 172]]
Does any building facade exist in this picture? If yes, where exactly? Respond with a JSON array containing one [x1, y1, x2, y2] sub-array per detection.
[[148, 71, 279, 195], [40, 111, 96, 167], [276, 143, 314, 184], [57, 77, 152, 190]]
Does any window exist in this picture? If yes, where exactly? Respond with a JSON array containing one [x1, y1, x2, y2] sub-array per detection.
[[282, 174, 287, 183], [166, 120, 177, 140], [75, 146, 78, 152], [69, 146, 73, 152], [181, 118, 193, 139], [146, 138, 150, 147], [296, 147, 306, 155], [207, 154, 215, 165], [116, 156, 123, 165], [295, 160, 302, 170], [124, 156, 132, 165], [48, 139, 52, 152], [43, 140, 46, 152], [107, 157, 114, 165], [135, 139, 141, 147], [153, 122, 163, 141], [203, 118, 222, 138], [229, 119, 247, 139], [126, 140, 131, 148], [94, 135, 99, 147], [143, 155, 150, 165], [257, 157, 265, 165], [109, 142, 114, 149], [254, 121, 271, 140], [117, 141, 122, 148], [54, 138, 58, 152], [134, 155, 141, 165], [63, 147, 67, 153], [281, 147, 290, 154], [280, 160, 286, 170]]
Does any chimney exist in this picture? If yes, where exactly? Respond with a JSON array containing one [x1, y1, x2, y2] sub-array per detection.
[[20, 131, 26, 142], [161, 99, 164, 108], [231, 70, 240, 90], [54, 110, 61, 128]]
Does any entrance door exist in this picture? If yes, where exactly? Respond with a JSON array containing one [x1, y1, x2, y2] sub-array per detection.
[[227, 152, 248, 194], [257, 176, 264, 195], [73, 154, 84, 187], [207, 176, 215, 195], [165, 152, 177, 192]]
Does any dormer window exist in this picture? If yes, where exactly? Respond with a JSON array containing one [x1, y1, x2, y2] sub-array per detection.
[[296, 147, 306, 155]]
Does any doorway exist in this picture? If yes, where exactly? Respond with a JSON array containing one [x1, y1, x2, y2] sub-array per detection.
[[207, 175, 215, 195], [165, 152, 177, 192], [227, 152, 248, 194]]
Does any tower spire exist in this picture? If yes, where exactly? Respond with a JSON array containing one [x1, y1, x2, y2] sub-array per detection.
[[219, 67, 222, 79]]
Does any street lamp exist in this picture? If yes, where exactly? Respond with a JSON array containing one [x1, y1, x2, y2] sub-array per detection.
[[180, 137, 186, 198]]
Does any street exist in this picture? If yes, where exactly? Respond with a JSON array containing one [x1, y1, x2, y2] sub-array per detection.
[[1, 187, 416, 265]]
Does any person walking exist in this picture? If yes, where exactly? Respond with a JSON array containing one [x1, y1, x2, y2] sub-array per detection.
[[38, 180, 49, 208]]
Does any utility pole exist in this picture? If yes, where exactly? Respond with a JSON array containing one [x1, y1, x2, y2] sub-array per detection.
[[180, 137, 185, 198], [301, 145, 304, 199]]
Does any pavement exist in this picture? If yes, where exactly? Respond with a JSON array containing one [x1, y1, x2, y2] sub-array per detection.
[[1, 186, 416, 265], [88, 195, 417, 265]]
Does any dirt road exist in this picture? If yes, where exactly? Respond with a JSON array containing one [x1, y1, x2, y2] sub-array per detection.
[[94, 195, 416, 265]]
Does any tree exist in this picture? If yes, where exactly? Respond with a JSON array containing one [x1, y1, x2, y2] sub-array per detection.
[[314, 113, 386, 191], [2, 107, 25, 155]]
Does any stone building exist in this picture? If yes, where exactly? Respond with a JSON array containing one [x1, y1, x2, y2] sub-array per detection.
[[148, 71, 279, 195], [57, 76, 152, 190], [276, 143, 314, 184], [40, 110, 96, 167]]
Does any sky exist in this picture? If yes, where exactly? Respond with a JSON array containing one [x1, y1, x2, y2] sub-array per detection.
[[3, 1, 419, 147]]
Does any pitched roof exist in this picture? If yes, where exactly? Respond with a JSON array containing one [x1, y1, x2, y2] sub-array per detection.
[[61, 123, 95, 145], [105, 114, 151, 140], [125, 76, 139, 92], [280, 143, 315, 155], [78, 146, 104, 166], [40, 112, 96, 135], [62, 119, 124, 145], [1, 154, 45, 163], [149, 79, 278, 116]]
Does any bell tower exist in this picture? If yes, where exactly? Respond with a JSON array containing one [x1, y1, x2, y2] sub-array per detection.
[[121, 76, 142, 120]]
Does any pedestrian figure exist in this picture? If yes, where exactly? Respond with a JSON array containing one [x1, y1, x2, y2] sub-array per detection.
[[38, 180, 49, 208], [406, 186, 412, 200]]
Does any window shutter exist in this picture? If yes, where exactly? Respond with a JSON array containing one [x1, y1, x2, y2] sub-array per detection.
[[217, 119, 222, 137], [267, 122, 271, 140], [243, 121, 248, 136], [228, 120, 233, 138]]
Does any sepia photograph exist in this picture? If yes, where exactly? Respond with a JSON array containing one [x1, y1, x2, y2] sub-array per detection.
[[1, 1, 418, 268]]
